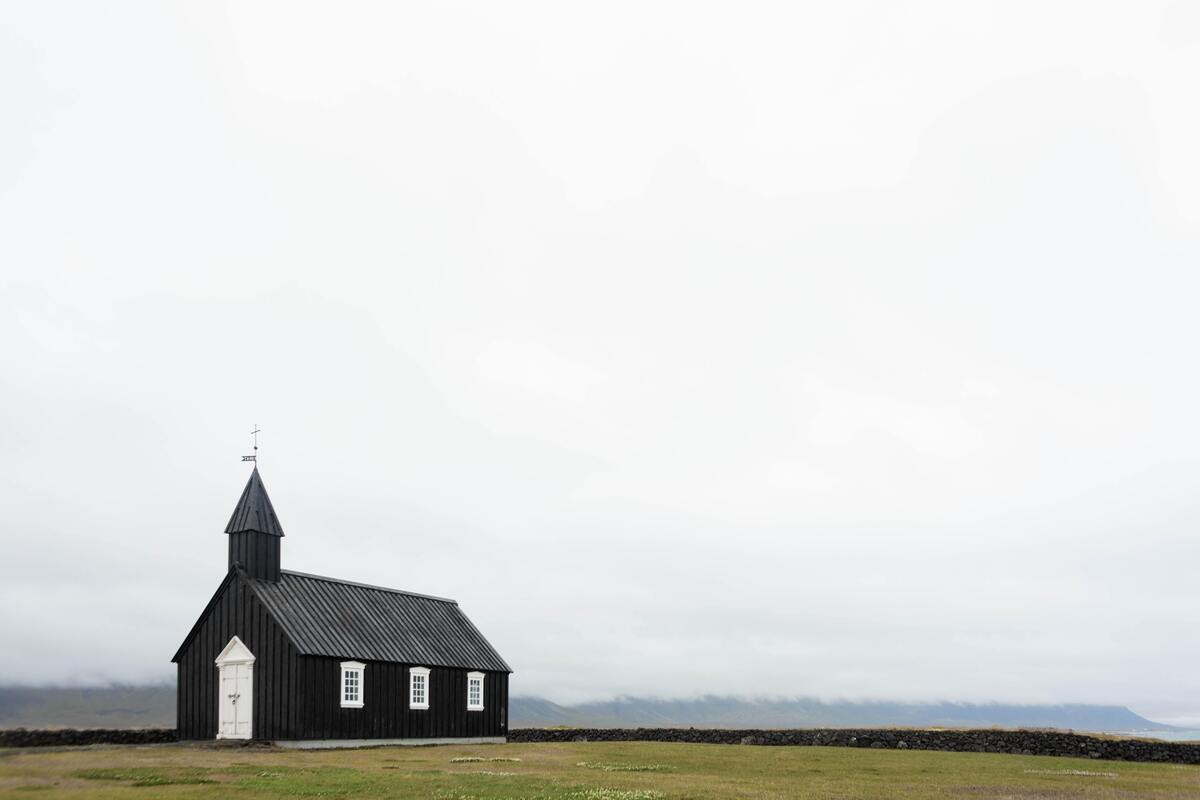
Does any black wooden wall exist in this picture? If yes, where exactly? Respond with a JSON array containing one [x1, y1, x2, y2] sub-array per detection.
[[176, 573, 299, 740], [297, 659, 508, 740], [176, 572, 509, 741]]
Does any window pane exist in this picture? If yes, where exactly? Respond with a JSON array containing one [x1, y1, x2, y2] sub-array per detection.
[[343, 668, 362, 703], [411, 672, 427, 706]]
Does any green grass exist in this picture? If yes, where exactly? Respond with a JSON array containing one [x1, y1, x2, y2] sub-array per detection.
[[576, 762, 674, 772], [0, 741, 1197, 798]]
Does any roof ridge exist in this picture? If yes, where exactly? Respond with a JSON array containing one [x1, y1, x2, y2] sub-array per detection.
[[280, 569, 458, 604]]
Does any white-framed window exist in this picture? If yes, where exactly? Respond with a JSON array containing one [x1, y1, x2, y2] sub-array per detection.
[[467, 671, 485, 711], [409, 666, 430, 710], [340, 661, 365, 708]]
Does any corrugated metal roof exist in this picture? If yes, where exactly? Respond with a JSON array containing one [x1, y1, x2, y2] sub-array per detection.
[[243, 570, 511, 672], [225, 467, 285, 537]]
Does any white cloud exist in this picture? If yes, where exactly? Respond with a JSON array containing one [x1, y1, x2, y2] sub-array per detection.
[[1, 0, 1198, 723]]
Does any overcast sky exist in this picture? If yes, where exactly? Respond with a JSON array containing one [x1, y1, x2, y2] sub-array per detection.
[[2, 2, 1199, 725]]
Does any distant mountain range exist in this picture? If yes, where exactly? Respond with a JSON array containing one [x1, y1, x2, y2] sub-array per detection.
[[0, 685, 176, 730], [0, 685, 1171, 733], [509, 696, 1171, 732]]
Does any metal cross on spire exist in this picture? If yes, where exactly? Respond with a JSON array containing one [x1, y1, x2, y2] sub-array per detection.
[[242, 425, 261, 463]]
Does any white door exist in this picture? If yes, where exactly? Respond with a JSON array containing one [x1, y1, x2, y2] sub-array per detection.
[[218, 663, 253, 738], [215, 636, 255, 740]]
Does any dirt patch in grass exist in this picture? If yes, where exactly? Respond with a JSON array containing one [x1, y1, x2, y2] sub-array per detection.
[[576, 762, 674, 772]]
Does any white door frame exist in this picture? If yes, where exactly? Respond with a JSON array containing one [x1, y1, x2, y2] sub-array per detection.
[[215, 635, 255, 740]]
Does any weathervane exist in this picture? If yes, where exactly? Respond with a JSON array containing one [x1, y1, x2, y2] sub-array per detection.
[[242, 425, 261, 463]]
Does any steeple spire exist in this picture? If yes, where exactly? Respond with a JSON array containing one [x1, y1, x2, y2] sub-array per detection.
[[225, 467, 284, 581], [225, 467, 285, 537]]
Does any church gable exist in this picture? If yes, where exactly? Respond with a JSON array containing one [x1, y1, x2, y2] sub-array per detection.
[[171, 570, 238, 664], [174, 571, 300, 740]]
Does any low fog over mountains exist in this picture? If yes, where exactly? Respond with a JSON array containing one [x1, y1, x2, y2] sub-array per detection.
[[0, 686, 1169, 732], [511, 696, 1169, 731]]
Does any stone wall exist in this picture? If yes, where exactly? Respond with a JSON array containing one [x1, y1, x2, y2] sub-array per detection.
[[3, 726, 1198, 764], [0, 728, 178, 748], [509, 727, 1200, 765]]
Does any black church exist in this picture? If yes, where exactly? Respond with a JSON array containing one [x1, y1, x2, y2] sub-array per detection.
[[172, 468, 511, 745]]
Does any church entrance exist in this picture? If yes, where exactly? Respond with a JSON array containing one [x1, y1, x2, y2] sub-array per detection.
[[215, 636, 255, 740]]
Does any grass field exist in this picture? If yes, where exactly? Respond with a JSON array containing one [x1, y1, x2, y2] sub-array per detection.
[[1, 741, 1198, 799]]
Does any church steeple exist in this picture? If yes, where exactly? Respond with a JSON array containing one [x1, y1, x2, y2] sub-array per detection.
[[226, 467, 284, 537], [225, 467, 283, 581]]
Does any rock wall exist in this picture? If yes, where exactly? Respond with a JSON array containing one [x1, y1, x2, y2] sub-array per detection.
[[509, 727, 1200, 765], [3, 726, 1197, 765], [0, 728, 178, 748]]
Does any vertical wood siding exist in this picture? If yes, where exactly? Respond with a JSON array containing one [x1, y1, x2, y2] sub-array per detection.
[[176, 574, 299, 740], [227, 532, 280, 582], [293, 659, 508, 740]]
